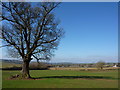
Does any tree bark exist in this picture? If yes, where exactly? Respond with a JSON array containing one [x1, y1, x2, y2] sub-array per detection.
[[21, 60, 31, 78], [100, 67, 103, 70]]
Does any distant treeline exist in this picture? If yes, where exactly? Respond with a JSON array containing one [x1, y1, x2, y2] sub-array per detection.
[[1, 61, 51, 70], [1, 59, 23, 64], [50, 63, 120, 68], [1, 67, 49, 70], [1, 59, 120, 70]]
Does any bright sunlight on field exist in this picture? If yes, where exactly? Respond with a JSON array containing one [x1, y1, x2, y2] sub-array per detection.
[[2, 70, 118, 88]]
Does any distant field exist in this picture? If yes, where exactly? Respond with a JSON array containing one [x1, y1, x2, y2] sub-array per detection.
[[49, 67, 120, 71], [2, 62, 21, 68], [2, 69, 118, 88], [2, 61, 119, 71]]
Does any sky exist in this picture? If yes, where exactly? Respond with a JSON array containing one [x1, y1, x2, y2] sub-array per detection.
[[0, 2, 118, 63]]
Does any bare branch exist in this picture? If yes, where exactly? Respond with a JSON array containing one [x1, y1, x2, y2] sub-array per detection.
[[0, 44, 12, 48], [2, 2, 63, 62]]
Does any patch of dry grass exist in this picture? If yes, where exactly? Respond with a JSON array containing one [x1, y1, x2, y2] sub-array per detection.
[[49, 67, 119, 71], [2, 62, 21, 68]]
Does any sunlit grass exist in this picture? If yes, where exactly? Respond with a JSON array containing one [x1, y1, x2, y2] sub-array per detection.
[[2, 70, 118, 88]]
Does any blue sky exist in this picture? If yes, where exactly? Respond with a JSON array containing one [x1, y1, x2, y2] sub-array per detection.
[[50, 2, 118, 63], [0, 2, 118, 63]]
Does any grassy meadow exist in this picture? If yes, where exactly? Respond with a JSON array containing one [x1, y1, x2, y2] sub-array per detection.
[[2, 69, 119, 88]]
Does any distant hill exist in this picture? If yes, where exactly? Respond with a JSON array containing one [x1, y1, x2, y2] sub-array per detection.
[[0, 59, 23, 64]]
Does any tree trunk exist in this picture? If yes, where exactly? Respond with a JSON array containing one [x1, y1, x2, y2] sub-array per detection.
[[21, 60, 31, 78]]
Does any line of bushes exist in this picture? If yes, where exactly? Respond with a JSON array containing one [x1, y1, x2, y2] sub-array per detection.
[[1, 67, 49, 70], [1, 63, 50, 70]]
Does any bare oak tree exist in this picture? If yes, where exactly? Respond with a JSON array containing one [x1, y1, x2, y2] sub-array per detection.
[[1, 2, 63, 78]]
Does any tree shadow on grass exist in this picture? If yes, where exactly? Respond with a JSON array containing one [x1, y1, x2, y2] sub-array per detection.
[[31, 76, 118, 80]]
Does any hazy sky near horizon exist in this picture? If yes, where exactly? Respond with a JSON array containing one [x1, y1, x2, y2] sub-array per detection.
[[0, 2, 118, 63]]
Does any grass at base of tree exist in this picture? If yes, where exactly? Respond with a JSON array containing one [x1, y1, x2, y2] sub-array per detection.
[[2, 70, 118, 88]]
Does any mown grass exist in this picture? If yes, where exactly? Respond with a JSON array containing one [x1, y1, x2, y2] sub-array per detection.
[[2, 70, 118, 88]]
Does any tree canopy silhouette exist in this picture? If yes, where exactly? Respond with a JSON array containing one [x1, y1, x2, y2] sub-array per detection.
[[96, 61, 105, 70], [1, 2, 64, 78]]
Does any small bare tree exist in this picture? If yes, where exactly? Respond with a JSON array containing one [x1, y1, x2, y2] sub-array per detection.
[[96, 61, 105, 70], [1, 2, 63, 78]]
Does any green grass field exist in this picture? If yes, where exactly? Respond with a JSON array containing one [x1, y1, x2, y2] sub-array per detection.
[[2, 69, 119, 88]]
